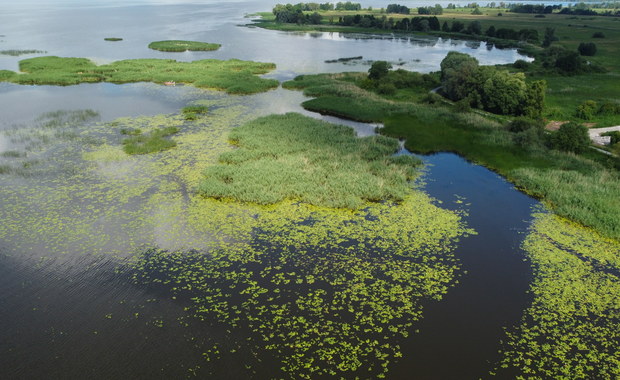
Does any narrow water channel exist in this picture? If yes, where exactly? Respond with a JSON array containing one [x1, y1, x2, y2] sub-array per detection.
[[392, 152, 538, 379]]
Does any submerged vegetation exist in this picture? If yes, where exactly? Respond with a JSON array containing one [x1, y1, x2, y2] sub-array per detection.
[[199, 113, 420, 208], [148, 40, 221, 52], [494, 213, 620, 378], [0, 56, 278, 94]]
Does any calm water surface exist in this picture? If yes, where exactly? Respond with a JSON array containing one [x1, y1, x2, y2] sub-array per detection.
[[0, 1, 544, 378]]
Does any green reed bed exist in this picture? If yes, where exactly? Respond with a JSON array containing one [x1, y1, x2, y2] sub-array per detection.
[[0, 56, 278, 94], [199, 113, 421, 209], [181, 104, 209, 120], [104, 37, 123, 41], [0, 49, 46, 56], [122, 126, 179, 155], [283, 73, 418, 122], [148, 40, 221, 52]]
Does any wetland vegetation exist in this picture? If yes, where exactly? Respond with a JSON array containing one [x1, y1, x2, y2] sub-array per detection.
[[2, 1, 620, 379], [0, 56, 278, 94], [199, 113, 420, 208], [148, 40, 221, 52]]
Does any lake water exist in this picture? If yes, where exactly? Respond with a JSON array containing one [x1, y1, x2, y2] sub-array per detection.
[[0, 1, 544, 378]]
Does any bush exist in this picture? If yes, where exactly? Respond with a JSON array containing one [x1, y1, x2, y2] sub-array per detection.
[[575, 100, 598, 120], [513, 59, 530, 70], [368, 61, 392, 80], [551, 122, 590, 153], [513, 127, 544, 149], [454, 98, 471, 113], [376, 82, 397, 95], [578, 42, 597, 56], [507, 117, 542, 133], [592, 32, 605, 38], [420, 92, 444, 104], [598, 102, 620, 115]]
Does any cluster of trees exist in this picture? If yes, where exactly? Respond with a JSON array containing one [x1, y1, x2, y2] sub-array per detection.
[[335, 1, 361, 10], [338, 14, 441, 31], [386, 4, 410, 14], [537, 45, 602, 74], [273, 4, 323, 23], [509, 4, 561, 14], [484, 25, 539, 42], [437, 20, 539, 42], [418, 5, 444, 15], [365, 61, 439, 95], [440, 52, 546, 117]]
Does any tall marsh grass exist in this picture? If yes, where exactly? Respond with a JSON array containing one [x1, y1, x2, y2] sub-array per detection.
[[199, 113, 420, 208], [148, 40, 220, 52]]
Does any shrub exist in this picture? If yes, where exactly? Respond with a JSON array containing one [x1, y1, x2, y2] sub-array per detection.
[[454, 98, 471, 113], [420, 92, 444, 104], [598, 102, 620, 115], [368, 61, 392, 80], [513, 127, 544, 149], [507, 117, 542, 133], [551, 122, 590, 153], [575, 100, 598, 120], [577, 42, 597, 56], [513, 59, 530, 70], [376, 82, 397, 95], [592, 32, 605, 38]]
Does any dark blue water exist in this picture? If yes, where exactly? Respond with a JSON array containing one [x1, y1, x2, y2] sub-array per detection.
[[393, 152, 538, 379]]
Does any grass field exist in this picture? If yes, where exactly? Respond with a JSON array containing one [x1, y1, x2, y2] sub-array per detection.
[[0, 56, 278, 94]]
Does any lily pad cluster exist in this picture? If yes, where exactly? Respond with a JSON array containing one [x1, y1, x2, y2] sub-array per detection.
[[131, 195, 469, 379], [494, 213, 620, 379]]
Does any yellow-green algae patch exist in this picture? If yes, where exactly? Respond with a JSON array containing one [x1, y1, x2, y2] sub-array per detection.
[[493, 213, 620, 379], [0, 102, 471, 378], [131, 194, 471, 379], [1, 56, 278, 94]]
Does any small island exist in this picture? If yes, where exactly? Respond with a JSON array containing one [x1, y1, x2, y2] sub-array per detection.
[[148, 40, 221, 52]]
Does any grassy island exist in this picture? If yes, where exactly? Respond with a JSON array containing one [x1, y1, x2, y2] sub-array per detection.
[[199, 113, 420, 209], [0, 56, 278, 94], [148, 40, 221, 52]]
